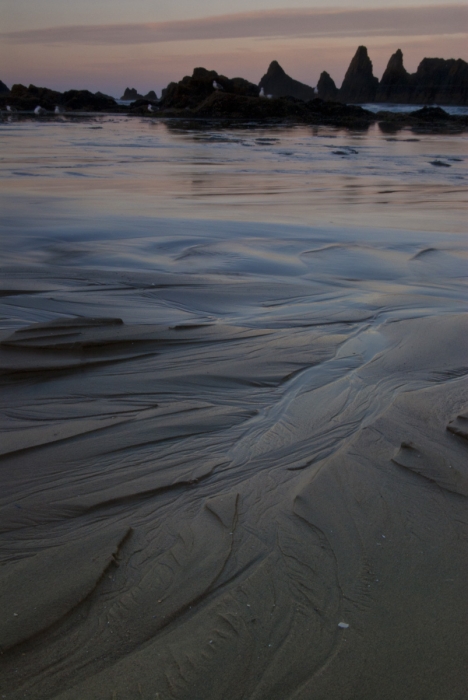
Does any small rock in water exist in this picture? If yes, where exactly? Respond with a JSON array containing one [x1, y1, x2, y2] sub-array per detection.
[[338, 622, 349, 629], [430, 160, 451, 167]]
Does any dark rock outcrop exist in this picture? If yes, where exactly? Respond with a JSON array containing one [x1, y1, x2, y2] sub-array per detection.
[[95, 91, 115, 100], [61, 89, 119, 111], [410, 106, 454, 121], [335, 47, 468, 105], [375, 105, 467, 131], [411, 57, 468, 105], [5, 84, 63, 111], [121, 88, 158, 101], [121, 87, 142, 100], [376, 50, 468, 105], [316, 71, 339, 101], [160, 88, 375, 126], [339, 46, 379, 103], [193, 91, 308, 120], [127, 99, 160, 115], [160, 67, 259, 110], [0, 80, 9, 94], [376, 49, 411, 103], [258, 61, 315, 101], [0, 84, 120, 112]]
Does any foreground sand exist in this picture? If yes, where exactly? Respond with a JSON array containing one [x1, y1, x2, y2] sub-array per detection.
[[1, 293, 467, 699]]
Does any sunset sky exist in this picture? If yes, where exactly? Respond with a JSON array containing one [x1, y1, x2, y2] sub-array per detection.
[[1, 1, 466, 97]]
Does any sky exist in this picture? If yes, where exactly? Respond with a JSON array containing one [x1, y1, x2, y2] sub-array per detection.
[[0, 1, 467, 97]]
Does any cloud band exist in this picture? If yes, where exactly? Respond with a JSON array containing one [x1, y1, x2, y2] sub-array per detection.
[[2, 5, 467, 46]]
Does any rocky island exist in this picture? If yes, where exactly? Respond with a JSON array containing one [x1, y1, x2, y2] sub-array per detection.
[[258, 61, 316, 101], [120, 87, 158, 101], [318, 46, 468, 106], [1, 47, 467, 129]]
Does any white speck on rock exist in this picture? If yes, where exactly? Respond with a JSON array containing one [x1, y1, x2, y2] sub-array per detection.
[[338, 622, 349, 629]]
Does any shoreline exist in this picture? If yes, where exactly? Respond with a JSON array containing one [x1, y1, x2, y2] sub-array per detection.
[[2, 106, 468, 132]]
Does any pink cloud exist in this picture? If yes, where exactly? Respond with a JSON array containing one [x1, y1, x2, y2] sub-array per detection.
[[3, 5, 467, 46]]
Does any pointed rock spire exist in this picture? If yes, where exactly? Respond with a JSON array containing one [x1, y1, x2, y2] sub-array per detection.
[[376, 49, 411, 102], [339, 46, 378, 103], [317, 71, 339, 101], [258, 61, 315, 101]]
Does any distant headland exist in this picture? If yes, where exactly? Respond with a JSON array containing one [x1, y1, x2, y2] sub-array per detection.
[[1, 47, 467, 128]]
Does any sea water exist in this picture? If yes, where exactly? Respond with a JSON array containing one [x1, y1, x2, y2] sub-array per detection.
[[0, 116, 466, 332]]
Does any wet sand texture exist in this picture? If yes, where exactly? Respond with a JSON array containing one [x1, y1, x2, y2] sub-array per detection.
[[0, 309, 467, 700], [0, 121, 467, 699]]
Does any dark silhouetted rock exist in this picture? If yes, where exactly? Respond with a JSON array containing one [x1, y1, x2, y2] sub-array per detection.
[[0, 80, 9, 94], [61, 90, 119, 111], [316, 71, 339, 101], [375, 105, 468, 132], [120, 88, 158, 102], [342, 47, 468, 105], [259, 61, 315, 101], [304, 98, 373, 125], [0, 84, 119, 112], [192, 91, 307, 120], [410, 106, 453, 121], [375, 52, 468, 106], [376, 49, 412, 103], [5, 84, 63, 111], [127, 99, 160, 115], [121, 87, 143, 100], [339, 46, 379, 103], [411, 57, 468, 105], [161, 88, 374, 127], [95, 91, 115, 100], [160, 67, 259, 110]]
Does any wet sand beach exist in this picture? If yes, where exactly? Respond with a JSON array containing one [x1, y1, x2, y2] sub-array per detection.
[[0, 118, 467, 699]]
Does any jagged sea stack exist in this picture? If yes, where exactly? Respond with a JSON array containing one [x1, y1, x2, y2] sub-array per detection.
[[160, 67, 259, 110], [411, 57, 468, 105], [120, 88, 143, 100], [376, 49, 411, 103], [316, 71, 339, 101], [339, 46, 379, 103], [0, 80, 9, 94], [259, 61, 315, 101]]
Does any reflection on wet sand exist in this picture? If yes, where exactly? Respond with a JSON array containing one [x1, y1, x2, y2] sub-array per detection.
[[0, 118, 467, 700]]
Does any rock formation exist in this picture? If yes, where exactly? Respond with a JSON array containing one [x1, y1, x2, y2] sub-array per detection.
[[339, 46, 379, 103], [95, 91, 115, 100], [375, 51, 468, 105], [120, 88, 142, 100], [259, 61, 315, 101], [121, 88, 158, 102], [61, 89, 119, 111], [0, 84, 119, 112], [411, 57, 468, 105], [316, 71, 339, 101], [160, 67, 259, 110], [0, 80, 9, 94], [333, 47, 468, 105], [376, 49, 411, 103]]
